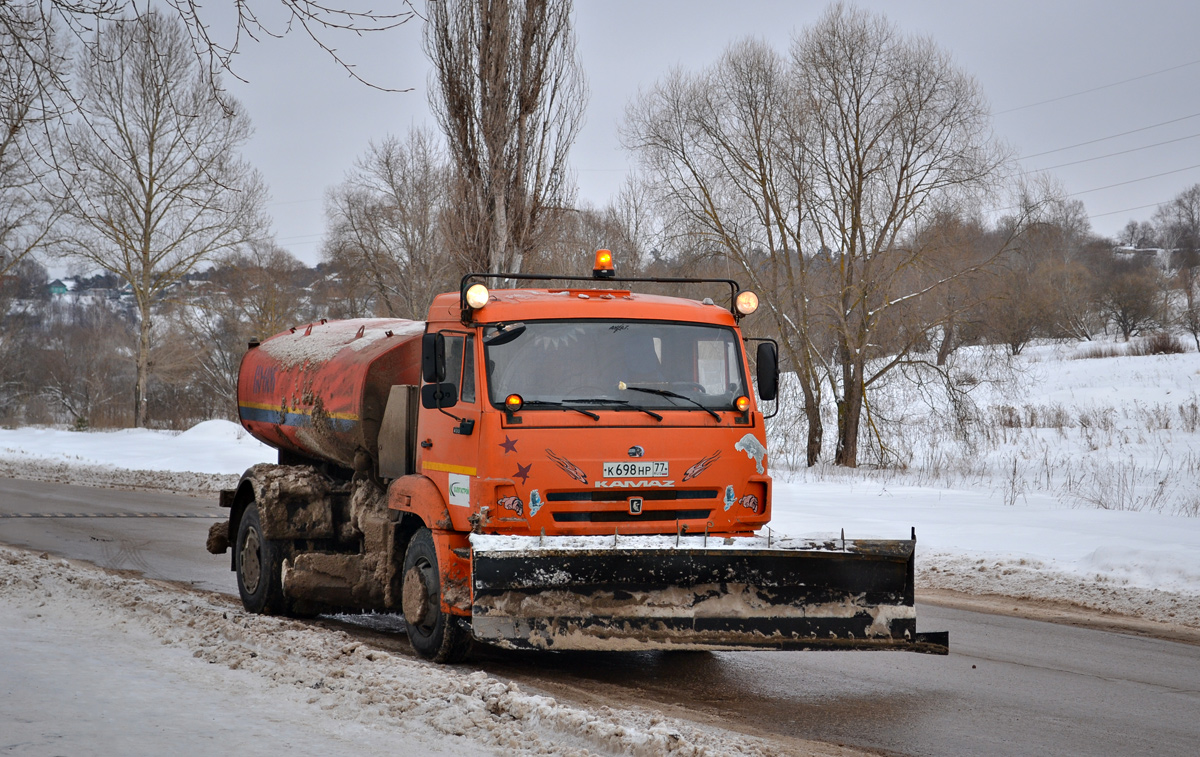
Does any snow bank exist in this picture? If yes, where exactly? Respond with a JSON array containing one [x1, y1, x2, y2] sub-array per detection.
[[769, 480, 1200, 627], [0, 546, 793, 757], [0, 420, 273, 476]]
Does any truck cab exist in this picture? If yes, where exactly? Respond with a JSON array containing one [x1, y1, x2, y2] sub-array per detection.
[[415, 285, 772, 540]]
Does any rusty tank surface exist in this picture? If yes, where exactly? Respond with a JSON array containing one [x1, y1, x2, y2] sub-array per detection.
[[237, 318, 426, 469]]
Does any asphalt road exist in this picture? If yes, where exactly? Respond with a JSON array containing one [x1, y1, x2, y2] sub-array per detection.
[[3, 476, 1199, 757]]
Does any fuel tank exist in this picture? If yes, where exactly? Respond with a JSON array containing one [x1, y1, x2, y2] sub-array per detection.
[[237, 318, 426, 468]]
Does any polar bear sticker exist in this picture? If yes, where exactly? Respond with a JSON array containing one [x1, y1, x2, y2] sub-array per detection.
[[733, 433, 767, 474]]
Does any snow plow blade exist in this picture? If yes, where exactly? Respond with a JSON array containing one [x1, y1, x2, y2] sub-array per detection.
[[469, 534, 948, 654]]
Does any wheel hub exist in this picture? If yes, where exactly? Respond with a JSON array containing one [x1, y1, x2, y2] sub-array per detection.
[[240, 526, 262, 594]]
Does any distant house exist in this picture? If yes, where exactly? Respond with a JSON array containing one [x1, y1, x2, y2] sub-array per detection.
[[48, 279, 69, 296]]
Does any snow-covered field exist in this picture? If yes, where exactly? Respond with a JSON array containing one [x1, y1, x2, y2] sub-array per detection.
[[0, 419, 270, 493]]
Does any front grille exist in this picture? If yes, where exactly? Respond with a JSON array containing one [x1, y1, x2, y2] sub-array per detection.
[[546, 489, 719, 503], [552, 509, 713, 523]]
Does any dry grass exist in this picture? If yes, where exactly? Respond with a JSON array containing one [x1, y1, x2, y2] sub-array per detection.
[[1072, 333, 1187, 360]]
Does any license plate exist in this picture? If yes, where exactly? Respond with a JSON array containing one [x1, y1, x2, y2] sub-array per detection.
[[602, 461, 668, 478]]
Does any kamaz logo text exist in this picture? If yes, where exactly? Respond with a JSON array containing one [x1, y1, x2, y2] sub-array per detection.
[[594, 479, 675, 488]]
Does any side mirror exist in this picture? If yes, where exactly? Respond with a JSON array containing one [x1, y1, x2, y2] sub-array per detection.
[[756, 342, 779, 401], [421, 382, 458, 410], [422, 332, 446, 384]]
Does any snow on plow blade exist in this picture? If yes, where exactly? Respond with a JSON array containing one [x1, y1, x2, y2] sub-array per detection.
[[469, 534, 949, 654]]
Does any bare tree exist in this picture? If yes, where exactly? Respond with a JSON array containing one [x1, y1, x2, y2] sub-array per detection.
[[1155, 184, 1200, 251], [625, 8, 1008, 467], [1120, 219, 1158, 249], [323, 128, 456, 318], [173, 242, 312, 417], [606, 174, 663, 274], [1, 2, 416, 99], [1154, 185, 1200, 348], [1010, 195, 1105, 341], [1097, 257, 1164, 341], [793, 4, 1006, 466], [907, 212, 1001, 363], [425, 0, 587, 274], [624, 38, 834, 466], [37, 302, 134, 428], [0, 5, 67, 277], [59, 10, 266, 427]]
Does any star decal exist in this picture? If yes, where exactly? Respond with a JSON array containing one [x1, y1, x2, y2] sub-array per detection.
[[513, 462, 532, 485], [499, 435, 518, 454]]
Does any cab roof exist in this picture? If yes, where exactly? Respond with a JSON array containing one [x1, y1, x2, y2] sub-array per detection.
[[426, 288, 741, 327]]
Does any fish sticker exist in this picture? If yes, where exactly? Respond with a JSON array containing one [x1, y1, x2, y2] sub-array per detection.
[[734, 434, 767, 474], [498, 496, 524, 516], [682, 450, 721, 482], [528, 489, 544, 517], [546, 449, 588, 484], [724, 485, 736, 511], [738, 494, 761, 514]]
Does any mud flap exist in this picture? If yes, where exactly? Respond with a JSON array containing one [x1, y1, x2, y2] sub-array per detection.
[[469, 534, 948, 654]]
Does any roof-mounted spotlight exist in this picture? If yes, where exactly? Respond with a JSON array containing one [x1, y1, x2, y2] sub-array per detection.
[[465, 283, 490, 309], [592, 249, 615, 279], [735, 291, 760, 316]]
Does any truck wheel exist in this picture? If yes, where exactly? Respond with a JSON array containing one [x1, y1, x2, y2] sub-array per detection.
[[236, 502, 287, 615], [401, 528, 470, 663]]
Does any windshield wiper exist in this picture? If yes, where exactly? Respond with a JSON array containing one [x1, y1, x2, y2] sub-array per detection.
[[565, 398, 663, 422], [620, 386, 721, 421], [520, 399, 599, 420]]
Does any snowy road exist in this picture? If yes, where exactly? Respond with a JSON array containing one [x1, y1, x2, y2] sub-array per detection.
[[3, 477, 1200, 756]]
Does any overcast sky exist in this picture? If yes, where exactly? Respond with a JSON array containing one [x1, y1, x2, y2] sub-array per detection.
[[209, 0, 1200, 266]]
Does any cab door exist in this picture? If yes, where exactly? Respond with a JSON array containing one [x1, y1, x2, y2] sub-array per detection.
[[417, 329, 481, 530]]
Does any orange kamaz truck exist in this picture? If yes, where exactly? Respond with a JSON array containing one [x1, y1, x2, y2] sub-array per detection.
[[206, 252, 947, 662]]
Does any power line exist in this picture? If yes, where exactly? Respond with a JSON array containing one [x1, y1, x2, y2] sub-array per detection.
[[276, 232, 324, 245], [1019, 111, 1200, 159], [1088, 201, 1166, 221], [1068, 163, 1200, 197], [1032, 132, 1200, 171], [995, 58, 1200, 115], [996, 165, 1200, 218]]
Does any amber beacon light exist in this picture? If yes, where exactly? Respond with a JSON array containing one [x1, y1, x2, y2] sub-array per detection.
[[593, 249, 615, 278]]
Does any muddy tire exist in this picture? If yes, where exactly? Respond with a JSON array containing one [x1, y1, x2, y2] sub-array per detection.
[[236, 502, 287, 615], [401, 528, 470, 663]]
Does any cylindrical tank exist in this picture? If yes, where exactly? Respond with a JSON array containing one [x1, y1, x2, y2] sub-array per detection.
[[237, 318, 425, 469]]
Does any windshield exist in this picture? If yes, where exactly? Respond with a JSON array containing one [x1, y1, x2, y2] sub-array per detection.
[[484, 320, 748, 410]]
